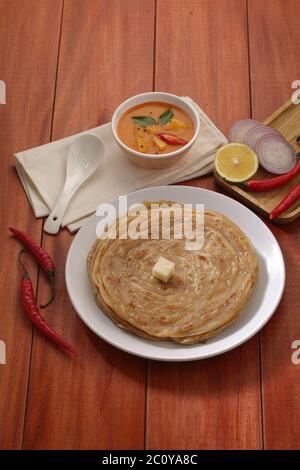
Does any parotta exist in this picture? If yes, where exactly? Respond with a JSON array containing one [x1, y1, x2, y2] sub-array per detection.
[[87, 201, 258, 344]]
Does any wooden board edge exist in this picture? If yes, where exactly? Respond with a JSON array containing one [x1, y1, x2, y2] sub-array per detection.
[[214, 171, 299, 224], [213, 97, 300, 224], [263, 98, 293, 126]]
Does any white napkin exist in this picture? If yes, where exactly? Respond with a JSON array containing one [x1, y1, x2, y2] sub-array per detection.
[[14, 97, 227, 232]]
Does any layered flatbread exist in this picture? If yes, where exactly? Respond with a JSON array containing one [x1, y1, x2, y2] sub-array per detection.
[[88, 201, 258, 344]]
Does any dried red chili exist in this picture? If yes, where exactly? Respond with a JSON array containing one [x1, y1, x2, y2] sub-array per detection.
[[18, 250, 75, 354], [9, 227, 55, 308], [155, 132, 188, 146]]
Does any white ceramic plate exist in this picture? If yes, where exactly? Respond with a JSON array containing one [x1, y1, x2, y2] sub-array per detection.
[[66, 186, 285, 361]]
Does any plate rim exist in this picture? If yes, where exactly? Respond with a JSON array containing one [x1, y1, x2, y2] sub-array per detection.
[[65, 185, 285, 361]]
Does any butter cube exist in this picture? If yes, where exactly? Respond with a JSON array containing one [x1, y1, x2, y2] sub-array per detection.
[[152, 256, 175, 283]]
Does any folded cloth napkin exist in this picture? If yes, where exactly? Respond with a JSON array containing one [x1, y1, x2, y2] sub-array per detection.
[[14, 97, 227, 232]]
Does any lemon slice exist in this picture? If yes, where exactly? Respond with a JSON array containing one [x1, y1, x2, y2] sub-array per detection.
[[215, 143, 259, 182]]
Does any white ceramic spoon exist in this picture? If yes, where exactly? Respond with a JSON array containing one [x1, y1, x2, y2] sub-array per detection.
[[44, 134, 104, 234]]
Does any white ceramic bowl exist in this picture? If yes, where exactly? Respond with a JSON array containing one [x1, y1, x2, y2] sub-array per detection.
[[111, 92, 200, 169]]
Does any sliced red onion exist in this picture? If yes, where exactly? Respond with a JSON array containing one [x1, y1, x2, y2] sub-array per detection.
[[255, 135, 296, 174], [228, 119, 261, 143], [244, 124, 285, 149]]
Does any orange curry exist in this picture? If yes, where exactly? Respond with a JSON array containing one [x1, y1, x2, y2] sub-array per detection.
[[117, 102, 194, 155]]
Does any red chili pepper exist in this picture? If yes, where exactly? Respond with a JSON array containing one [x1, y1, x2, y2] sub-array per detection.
[[270, 182, 300, 220], [18, 250, 75, 354], [9, 227, 55, 308], [156, 133, 188, 146], [245, 160, 300, 192]]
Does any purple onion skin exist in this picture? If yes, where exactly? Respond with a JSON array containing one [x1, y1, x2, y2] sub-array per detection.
[[228, 119, 262, 143], [228, 119, 296, 175], [255, 135, 296, 174], [244, 125, 285, 149]]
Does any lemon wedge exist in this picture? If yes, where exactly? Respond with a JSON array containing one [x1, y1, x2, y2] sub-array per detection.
[[215, 143, 259, 182]]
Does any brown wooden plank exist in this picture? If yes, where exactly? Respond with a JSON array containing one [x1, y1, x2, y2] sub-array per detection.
[[248, 0, 300, 450], [249, 0, 300, 121], [0, 0, 63, 450], [22, 0, 155, 449], [147, 0, 262, 449]]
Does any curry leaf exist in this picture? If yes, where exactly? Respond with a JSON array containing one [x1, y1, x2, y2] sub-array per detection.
[[158, 108, 174, 125], [132, 116, 157, 127]]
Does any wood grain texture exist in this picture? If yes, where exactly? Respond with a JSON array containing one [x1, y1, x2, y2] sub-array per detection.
[[0, 0, 63, 449], [248, 0, 300, 449], [22, 0, 155, 450], [154, 0, 251, 135], [248, 0, 300, 121], [146, 0, 262, 450], [2, 0, 300, 451]]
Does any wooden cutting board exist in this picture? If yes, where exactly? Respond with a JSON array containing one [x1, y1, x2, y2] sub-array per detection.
[[215, 99, 300, 223]]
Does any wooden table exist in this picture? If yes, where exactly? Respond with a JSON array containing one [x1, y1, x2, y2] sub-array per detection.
[[1, 0, 300, 450]]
